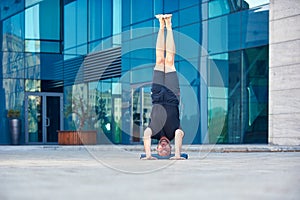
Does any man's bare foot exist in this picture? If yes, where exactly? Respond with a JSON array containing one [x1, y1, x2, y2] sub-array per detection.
[[155, 14, 163, 19], [163, 14, 172, 18], [164, 14, 172, 30]]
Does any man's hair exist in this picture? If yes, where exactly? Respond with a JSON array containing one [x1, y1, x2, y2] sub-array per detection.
[[157, 137, 172, 156]]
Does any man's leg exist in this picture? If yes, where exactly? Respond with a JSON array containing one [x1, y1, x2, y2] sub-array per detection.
[[164, 14, 180, 104], [164, 14, 176, 73], [170, 129, 186, 160], [154, 14, 165, 72]]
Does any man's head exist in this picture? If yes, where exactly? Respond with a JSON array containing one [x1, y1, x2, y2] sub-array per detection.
[[157, 137, 171, 156]]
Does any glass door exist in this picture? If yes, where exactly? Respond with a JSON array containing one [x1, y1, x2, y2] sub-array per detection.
[[25, 92, 63, 144], [131, 84, 152, 143]]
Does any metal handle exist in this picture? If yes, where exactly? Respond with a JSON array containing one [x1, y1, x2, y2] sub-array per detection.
[[46, 117, 50, 127], [247, 87, 251, 126]]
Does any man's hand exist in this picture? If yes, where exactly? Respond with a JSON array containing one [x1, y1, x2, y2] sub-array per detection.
[[169, 156, 186, 160], [141, 156, 158, 160]]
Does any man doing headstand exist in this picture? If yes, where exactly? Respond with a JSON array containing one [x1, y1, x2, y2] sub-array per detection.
[[142, 14, 185, 160]]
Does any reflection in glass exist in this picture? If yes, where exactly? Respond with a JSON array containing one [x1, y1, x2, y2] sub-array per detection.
[[2, 52, 25, 79], [25, 79, 41, 92], [27, 95, 42, 142], [64, 0, 87, 51], [241, 4, 269, 48], [4, 78, 24, 111], [2, 12, 24, 52], [243, 46, 268, 143], [64, 83, 98, 131], [209, 0, 230, 18], [244, 0, 269, 8], [208, 53, 229, 144], [132, 85, 152, 143], [25, 0, 60, 53]]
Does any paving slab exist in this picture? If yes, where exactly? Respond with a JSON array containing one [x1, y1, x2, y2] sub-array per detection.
[[0, 145, 299, 200]]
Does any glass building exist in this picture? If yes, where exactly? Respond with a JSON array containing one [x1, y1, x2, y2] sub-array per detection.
[[0, 0, 269, 145]]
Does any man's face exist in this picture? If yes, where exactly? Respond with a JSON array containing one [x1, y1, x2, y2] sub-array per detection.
[[157, 137, 171, 156]]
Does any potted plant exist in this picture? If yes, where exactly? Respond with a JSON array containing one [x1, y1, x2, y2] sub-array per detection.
[[58, 87, 105, 145], [7, 109, 21, 145]]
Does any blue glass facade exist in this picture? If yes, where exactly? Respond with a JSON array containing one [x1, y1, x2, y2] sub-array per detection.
[[0, 0, 269, 145]]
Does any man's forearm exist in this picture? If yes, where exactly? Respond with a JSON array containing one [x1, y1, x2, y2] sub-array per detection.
[[174, 129, 184, 157], [143, 128, 152, 158], [144, 137, 152, 157]]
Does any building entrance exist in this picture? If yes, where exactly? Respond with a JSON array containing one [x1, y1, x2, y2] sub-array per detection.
[[25, 92, 63, 144]]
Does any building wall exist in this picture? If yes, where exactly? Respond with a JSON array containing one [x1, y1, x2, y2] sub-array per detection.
[[0, 0, 271, 145], [269, 0, 300, 145]]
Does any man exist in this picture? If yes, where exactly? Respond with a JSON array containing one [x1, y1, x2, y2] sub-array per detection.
[[142, 14, 185, 160]]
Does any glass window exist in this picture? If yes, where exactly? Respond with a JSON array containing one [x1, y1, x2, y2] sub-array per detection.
[[64, 1, 76, 49], [241, 4, 269, 48], [179, 0, 200, 10], [132, 0, 153, 24], [131, 65, 153, 84], [26, 0, 42, 7], [25, 40, 60, 53], [95, 80, 113, 141], [243, 46, 268, 143], [113, 0, 122, 36], [89, 40, 102, 53], [154, 0, 163, 16], [178, 60, 199, 85], [179, 5, 200, 26], [209, 0, 230, 18], [102, 0, 112, 38], [131, 21, 153, 38], [89, 0, 115, 46], [180, 23, 201, 44], [77, 0, 87, 45], [2, 12, 24, 52], [122, 0, 131, 27], [89, 0, 102, 41], [228, 12, 241, 51], [208, 15, 228, 54], [24, 53, 40, 79], [39, 53, 63, 80], [26, 0, 60, 40], [208, 13, 241, 54], [3, 78, 24, 110], [25, 79, 41, 92], [0, 0, 24, 20], [24, 53, 64, 82], [164, 0, 179, 13], [208, 51, 243, 144], [64, 0, 87, 50], [121, 54, 131, 72], [243, 0, 269, 9], [1, 52, 25, 79]]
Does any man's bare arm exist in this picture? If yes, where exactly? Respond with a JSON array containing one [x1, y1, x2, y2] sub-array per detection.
[[142, 128, 157, 160], [170, 129, 186, 160]]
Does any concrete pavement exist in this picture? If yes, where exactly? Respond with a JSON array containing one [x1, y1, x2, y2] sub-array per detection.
[[0, 145, 299, 200]]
